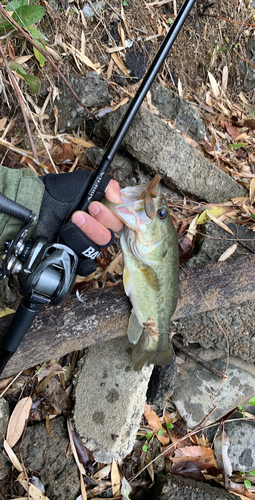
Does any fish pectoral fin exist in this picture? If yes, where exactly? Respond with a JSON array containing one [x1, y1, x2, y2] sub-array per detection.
[[140, 265, 160, 292], [123, 266, 130, 296], [127, 310, 143, 344]]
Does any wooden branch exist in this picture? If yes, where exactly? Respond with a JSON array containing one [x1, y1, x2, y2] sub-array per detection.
[[0, 254, 255, 378]]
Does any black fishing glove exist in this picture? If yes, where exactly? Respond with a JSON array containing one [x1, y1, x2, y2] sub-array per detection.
[[33, 170, 114, 276]]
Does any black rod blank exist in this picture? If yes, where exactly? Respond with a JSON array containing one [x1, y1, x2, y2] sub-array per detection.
[[78, 0, 196, 212]]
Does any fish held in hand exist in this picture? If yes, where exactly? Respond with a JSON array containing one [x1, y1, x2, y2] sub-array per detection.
[[106, 175, 179, 371]]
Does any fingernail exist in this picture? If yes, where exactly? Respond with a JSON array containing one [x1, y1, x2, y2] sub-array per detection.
[[72, 212, 86, 226], [89, 203, 100, 216]]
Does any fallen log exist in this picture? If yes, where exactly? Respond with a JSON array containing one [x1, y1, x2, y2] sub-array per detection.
[[0, 254, 254, 378]]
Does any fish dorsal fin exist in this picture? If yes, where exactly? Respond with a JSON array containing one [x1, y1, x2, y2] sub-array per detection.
[[140, 265, 160, 292], [127, 310, 143, 344]]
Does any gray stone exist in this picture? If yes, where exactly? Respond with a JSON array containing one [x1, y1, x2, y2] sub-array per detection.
[[0, 398, 9, 442], [94, 105, 246, 203], [172, 221, 255, 363], [171, 356, 255, 429], [57, 72, 112, 132], [73, 334, 153, 463], [82, 0, 105, 19], [154, 472, 239, 500], [0, 398, 10, 480], [86, 147, 133, 186], [13, 416, 80, 500], [224, 420, 255, 472], [240, 38, 255, 93], [150, 82, 207, 142]]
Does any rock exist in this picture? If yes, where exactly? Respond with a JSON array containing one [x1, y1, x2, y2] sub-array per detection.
[[146, 360, 177, 411], [82, 0, 105, 19], [0, 398, 10, 480], [154, 472, 239, 500], [86, 147, 133, 186], [0, 398, 9, 442], [73, 334, 153, 463], [240, 38, 255, 93], [11, 416, 80, 500], [94, 105, 246, 203], [173, 221, 255, 361], [57, 72, 112, 132], [224, 420, 255, 472], [171, 356, 255, 429], [150, 82, 207, 142]]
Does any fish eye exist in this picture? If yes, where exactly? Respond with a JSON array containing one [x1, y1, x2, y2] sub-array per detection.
[[157, 207, 168, 220]]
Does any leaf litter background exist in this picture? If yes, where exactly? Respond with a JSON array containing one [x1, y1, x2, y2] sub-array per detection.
[[1, 0, 255, 498]]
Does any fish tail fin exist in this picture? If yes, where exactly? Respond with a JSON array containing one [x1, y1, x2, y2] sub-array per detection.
[[133, 344, 173, 371]]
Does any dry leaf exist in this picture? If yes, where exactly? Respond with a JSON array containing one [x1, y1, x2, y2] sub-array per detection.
[[107, 58, 114, 81], [80, 470, 87, 500], [111, 53, 131, 79], [93, 464, 111, 479], [239, 92, 250, 105], [208, 71, 220, 97], [178, 78, 182, 97], [0, 116, 7, 132], [222, 65, 228, 90], [111, 459, 121, 496], [66, 42, 100, 73], [207, 212, 235, 236], [218, 243, 238, 261], [250, 178, 255, 204], [170, 445, 215, 463], [112, 97, 129, 111], [144, 402, 170, 445], [121, 477, 132, 500], [67, 418, 86, 475], [18, 472, 50, 500], [4, 440, 23, 472], [214, 430, 232, 489], [6, 396, 32, 447]]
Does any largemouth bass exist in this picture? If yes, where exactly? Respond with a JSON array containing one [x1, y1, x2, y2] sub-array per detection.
[[106, 175, 179, 371]]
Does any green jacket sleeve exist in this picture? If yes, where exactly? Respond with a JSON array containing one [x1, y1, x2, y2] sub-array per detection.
[[0, 166, 45, 253]]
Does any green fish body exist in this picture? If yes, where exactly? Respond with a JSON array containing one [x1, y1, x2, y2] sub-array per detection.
[[106, 176, 179, 370]]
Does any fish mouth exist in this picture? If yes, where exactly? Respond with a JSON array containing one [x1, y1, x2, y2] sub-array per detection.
[[112, 175, 161, 228], [137, 175, 161, 219]]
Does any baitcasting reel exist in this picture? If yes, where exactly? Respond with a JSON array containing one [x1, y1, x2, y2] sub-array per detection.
[[0, 192, 78, 373]]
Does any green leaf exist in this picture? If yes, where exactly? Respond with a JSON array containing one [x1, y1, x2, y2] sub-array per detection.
[[166, 423, 174, 429], [123, 0, 128, 5], [27, 26, 46, 66], [12, 5, 45, 27], [251, 214, 255, 219], [158, 429, 163, 436], [142, 444, 147, 452], [248, 396, 255, 405], [10, 60, 27, 75], [168, 18, 174, 24], [146, 432, 152, 439], [10, 61, 40, 93], [244, 479, 251, 489], [249, 470, 255, 475], [23, 74, 40, 93], [5, 0, 29, 12], [228, 142, 248, 149], [237, 405, 246, 418]]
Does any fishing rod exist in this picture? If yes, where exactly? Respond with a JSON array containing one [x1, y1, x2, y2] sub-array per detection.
[[0, 0, 196, 376]]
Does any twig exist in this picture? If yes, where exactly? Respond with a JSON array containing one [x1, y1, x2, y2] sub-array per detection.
[[0, 43, 38, 161], [19, 419, 30, 500], [201, 13, 255, 28], [0, 5, 95, 118], [171, 337, 227, 379], [238, 44, 255, 71]]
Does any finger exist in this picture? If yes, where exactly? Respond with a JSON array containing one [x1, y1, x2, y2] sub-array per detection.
[[105, 179, 123, 203], [88, 201, 123, 232], [71, 211, 112, 246]]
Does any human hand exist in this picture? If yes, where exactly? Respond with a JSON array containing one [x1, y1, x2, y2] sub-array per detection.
[[71, 179, 123, 245]]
